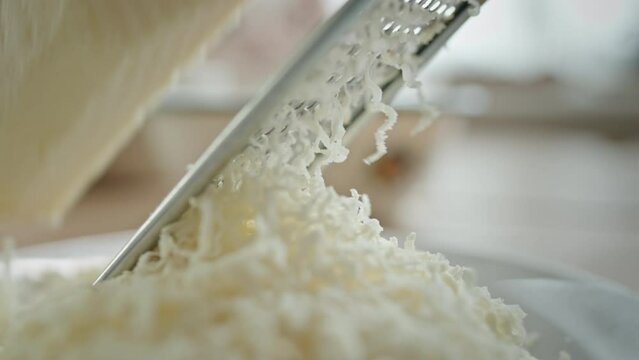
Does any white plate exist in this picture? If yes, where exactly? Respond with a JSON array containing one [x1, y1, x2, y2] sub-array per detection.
[[13, 231, 639, 360]]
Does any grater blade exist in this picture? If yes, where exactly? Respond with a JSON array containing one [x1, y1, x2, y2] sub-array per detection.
[[95, 0, 486, 284]]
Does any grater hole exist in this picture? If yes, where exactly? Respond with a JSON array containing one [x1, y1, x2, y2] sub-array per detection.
[[348, 45, 360, 56], [289, 100, 304, 110], [429, 1, 441, 12], [305, 101, 319, 112], [263, 127, 275, 136], [421, 0, 433, 9], [443, 6, 456, 18], [346, 76, 359, 84], [436, 3, 448, 15], [326, 73, 342, 84], [382, 21, 395, 34]]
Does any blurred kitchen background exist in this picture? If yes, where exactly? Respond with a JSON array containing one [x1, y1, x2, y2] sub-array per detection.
[[11, 0, 639, 288]]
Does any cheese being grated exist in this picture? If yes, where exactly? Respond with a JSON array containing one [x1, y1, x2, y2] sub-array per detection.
[[2, 1, 540, 359], [0, 0, 243, 226]]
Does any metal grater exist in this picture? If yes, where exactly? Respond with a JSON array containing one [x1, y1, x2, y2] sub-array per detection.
[[95, 0, 486, 284]]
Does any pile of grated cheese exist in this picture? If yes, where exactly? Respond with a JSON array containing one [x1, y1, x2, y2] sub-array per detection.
[[2, 1, 541, 359]]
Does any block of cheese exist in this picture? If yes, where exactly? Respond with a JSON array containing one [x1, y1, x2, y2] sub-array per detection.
[[0, 0, 242, 226]]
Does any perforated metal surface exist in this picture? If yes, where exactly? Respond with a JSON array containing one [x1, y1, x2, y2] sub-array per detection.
[[96, 0, 485, 282]]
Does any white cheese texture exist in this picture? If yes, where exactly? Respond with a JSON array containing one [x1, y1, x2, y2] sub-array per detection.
[[2, 1, 540, 359], [0, 0, 242, 226]]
